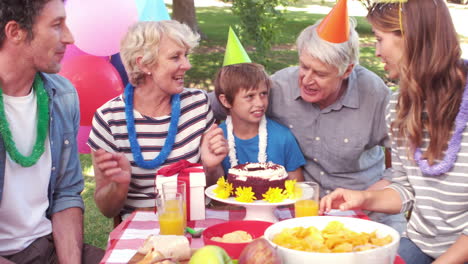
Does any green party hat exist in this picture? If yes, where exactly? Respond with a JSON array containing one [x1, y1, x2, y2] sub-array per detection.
[[223, 27, 251, 66]]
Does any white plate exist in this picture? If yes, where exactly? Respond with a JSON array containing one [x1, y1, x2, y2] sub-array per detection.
[[205, 184, 296, 206], [205, 184, 297, 222]]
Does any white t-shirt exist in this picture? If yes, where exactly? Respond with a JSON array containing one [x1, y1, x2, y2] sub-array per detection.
[[0, 89, 52, 255]]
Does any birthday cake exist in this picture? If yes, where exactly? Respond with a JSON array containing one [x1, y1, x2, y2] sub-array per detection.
[[227, 162, 289, 197]]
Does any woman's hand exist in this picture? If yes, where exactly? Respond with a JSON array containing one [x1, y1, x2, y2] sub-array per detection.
[[92, 149, 131, 218], [319, 188, 368, 215], [93, 149, 131, 185], [432, 234, 468, 264]]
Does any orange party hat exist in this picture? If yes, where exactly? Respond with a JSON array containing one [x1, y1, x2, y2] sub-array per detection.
[[317, 0, 349, 43]]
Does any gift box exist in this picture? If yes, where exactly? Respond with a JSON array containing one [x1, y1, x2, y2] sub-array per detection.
[[155, 160, 206, 221]]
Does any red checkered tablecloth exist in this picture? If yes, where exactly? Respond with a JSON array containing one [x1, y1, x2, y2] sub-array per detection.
[[100, 207, 404, 264]]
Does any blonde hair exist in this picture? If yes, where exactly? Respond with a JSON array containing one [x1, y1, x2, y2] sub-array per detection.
[[296, 18, 359, 75], [120, 20, 200, 85], [368, 0, 467, 164]]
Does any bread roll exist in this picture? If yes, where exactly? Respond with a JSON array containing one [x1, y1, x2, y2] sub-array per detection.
[[137, 235, 191, 261]]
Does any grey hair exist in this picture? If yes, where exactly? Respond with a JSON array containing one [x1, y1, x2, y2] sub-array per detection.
[[296, 17, 359, 75], [120, 20, 200, 86]]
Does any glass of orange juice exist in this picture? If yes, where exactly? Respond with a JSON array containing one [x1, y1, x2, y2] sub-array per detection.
[[294, 181, 319, 217], [157, 193, 185, 235], [162, 181, 187, 227]]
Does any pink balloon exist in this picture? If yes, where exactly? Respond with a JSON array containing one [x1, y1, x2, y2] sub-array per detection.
[[59, 55, 123, 126], [63, 44, 86, 61], [65, 0, 138, 56], [77, 126, 92, 154], [62, 44, 109, 62]]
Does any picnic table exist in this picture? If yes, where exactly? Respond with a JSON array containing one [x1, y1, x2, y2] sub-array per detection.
[[100, 206, 405, 264]]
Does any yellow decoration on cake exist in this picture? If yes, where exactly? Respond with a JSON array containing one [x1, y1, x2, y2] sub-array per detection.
[[234, 186, 257, 203], [283, 180, 303, 200], [262, 187, 288, 203], [283, 180, 298, 199], [213, 177, 233, 199]]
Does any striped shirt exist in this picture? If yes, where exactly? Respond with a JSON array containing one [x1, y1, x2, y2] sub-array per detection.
[[385, 89, 468, 258], [88, 88, 214, 218]]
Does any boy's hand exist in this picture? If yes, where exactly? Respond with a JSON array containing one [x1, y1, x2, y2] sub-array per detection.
[[201, 124, 228, 169]]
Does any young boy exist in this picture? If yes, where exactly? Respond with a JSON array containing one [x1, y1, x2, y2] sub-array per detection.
[[214, 63, 305, 180]]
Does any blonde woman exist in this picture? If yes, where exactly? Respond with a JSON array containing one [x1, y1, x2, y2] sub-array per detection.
[[88, 20, 227, 221]]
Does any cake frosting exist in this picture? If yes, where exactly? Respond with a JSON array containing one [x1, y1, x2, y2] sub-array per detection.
[[227, 162, 289, 198]]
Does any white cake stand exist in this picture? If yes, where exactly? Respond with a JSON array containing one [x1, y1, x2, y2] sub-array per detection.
[[205, 184, 296, 223]]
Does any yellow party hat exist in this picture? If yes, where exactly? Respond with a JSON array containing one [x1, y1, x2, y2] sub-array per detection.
[[317, 0, 349, 43], [223, 27, 252, 66]]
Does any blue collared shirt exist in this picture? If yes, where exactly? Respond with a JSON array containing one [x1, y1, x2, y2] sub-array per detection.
[[0, 73, 84, 218]]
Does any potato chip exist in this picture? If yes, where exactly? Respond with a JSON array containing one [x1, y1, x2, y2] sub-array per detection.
[[272, 220, 393, 253], [211, 230, 253, 243]]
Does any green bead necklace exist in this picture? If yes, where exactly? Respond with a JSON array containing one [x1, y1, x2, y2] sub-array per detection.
[[0, 74, 49, 167]]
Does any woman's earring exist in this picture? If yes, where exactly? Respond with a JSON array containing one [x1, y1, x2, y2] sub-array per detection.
[[147, 72, 152, 76]]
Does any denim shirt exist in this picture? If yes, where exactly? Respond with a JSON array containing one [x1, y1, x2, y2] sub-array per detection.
[[0, 73, 84, 218]]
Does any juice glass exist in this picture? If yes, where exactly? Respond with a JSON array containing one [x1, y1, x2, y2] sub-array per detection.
[[157, 193, 185, 235], [162, 181, 187, 227], [294, 181, 320, 217]]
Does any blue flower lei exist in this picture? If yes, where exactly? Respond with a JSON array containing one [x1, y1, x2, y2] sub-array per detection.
[[414, 73, 468, 176], [124, 83, 181, 169]]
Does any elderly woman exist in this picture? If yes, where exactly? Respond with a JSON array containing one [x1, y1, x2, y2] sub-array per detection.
[[88, 20, 227, 220], [321, 0, 468, 263]]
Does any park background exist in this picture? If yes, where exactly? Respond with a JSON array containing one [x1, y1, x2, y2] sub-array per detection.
[[75, 0, 468, 249]]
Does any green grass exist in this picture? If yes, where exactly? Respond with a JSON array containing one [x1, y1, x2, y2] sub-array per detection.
[[81, 154, 112, 249]]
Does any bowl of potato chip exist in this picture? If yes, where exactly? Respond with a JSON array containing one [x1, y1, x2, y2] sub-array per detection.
[[203, 220, 273, 259], [264, 216, 400, 264]]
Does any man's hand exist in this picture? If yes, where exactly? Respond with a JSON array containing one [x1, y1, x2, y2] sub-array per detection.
[[52, 208, 83, 264]]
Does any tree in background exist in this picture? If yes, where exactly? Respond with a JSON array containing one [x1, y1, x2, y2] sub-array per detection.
[[172, 0, 295, 54], [229, 0, 296, 59], [172, 0, 206, 38]]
